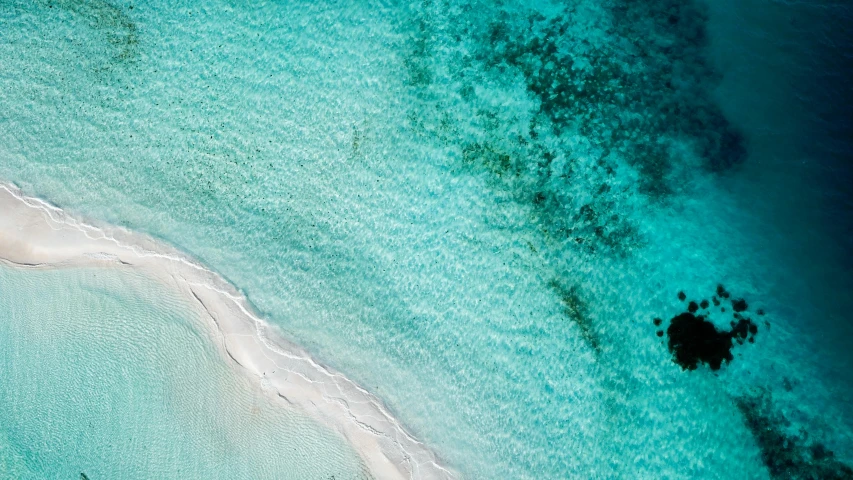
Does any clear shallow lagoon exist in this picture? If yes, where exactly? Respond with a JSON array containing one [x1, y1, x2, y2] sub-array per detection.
[[1, 0, 852, 478], [0, 265, 369, 479]]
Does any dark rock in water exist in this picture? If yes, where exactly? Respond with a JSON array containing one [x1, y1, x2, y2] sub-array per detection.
[[666, 313, 758, 371], [736, 390, 853, 479], [712, 297, 720, 306], [667, 313, 733, 370], [81, 474, 90, 480], [731, 318, 758, 342], [653, 317, 663, 326], [657, 330, 664, 337], [658, 284, 760, 370], [678, 291, 687, 301], [732, 298, 748, 312]]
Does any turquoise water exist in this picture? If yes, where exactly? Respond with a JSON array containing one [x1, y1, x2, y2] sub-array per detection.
[[1, 0, 852, 478], [0, 265, 370, 479]]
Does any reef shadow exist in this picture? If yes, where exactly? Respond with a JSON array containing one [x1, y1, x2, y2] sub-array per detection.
[[736, 388, 853, 479]]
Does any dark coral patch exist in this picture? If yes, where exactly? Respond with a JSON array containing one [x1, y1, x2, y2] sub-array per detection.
[[653, 317, 663, 326], [678, 291, 687, 301], [665, 313, 758, 370], [663, 285, 762, 369], [667, 313, 733, 370], [732, 298, 748, 312], [657, 330, 664, 337], [736, 390, 853, 479]]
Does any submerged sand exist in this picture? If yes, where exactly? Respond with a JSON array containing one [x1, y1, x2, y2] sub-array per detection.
[[0, 182, 455, 480]]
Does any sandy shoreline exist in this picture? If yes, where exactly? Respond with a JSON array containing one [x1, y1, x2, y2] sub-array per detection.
[[0, 182, 455, 480]]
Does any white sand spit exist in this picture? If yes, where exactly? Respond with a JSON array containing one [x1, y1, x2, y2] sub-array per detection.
[[0, 183, 455, 480]]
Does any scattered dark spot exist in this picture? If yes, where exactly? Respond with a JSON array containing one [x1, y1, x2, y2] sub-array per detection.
[[732, 298, 748, 312], [405, 0, 745, 258], [403, 15, 434, 87], [731, 318, 756, 341], [653, 317, 663, 326], [811, 443, 832, 462], [700, 299, 709, 309], [757, 308, 765, 316], [351, 125, 363, 156], [678, 291, 687, 301], [782, 377, 793, 392], [687, 301, 699, 313], [486, 0, 747, 192], [717, 284, 730, 298], [44, 0, 139, 64], [81, 474, 90, 480], [550, 281, 600, 352], [656, 330, 664, 337], [712, 296, 720, 306], [736, 389, 853, 479], [721, 307, 726, 312]]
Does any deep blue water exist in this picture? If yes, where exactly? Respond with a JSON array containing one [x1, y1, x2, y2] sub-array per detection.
[[708, 0, 853, 364]]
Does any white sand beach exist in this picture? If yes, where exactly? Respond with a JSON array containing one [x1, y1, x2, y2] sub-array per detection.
[[0, 182, 455, 480]]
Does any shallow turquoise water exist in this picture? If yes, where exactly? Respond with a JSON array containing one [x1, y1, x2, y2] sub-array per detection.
[[1, 0, 852, 478], [0, 265, 370, 479]]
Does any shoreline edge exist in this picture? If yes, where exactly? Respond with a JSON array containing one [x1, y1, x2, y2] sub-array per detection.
[[0, 182, 456, 480]]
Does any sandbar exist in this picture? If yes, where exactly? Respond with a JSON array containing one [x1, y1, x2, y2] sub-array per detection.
[[0, 182, 455, 480]]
